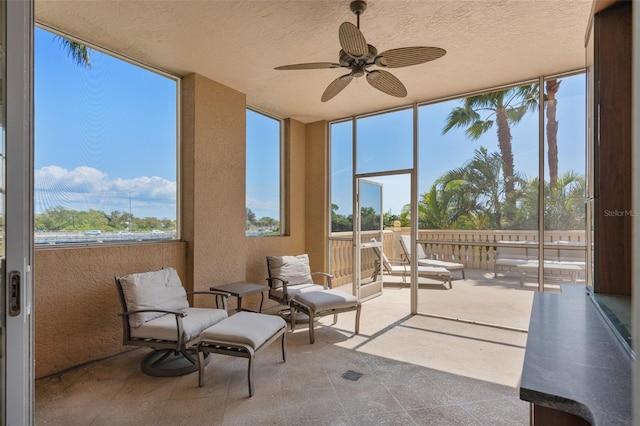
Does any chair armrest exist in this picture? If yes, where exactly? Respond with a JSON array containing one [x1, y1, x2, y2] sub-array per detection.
[[187, 290, 231, 311], [266, 276, 288, 287], [267, 276, 290, 301], [311, 271, 333, 289], [187, 290, 231, 298], [118, 308, 187, 346], [118, 308, 186, 317]]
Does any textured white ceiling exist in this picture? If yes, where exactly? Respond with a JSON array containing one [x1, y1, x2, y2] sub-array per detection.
[[35, 0, 592, 123]]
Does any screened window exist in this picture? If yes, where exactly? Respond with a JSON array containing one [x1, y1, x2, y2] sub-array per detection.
[[34, 27, 178, 244], [356, 108, 413, 175], [330, 120, 353, 233], [246, 108, 282, 236]]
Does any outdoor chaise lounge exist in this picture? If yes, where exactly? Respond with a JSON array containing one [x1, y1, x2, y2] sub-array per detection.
[[371, 239, 452, 288], [399, 235, 466, 279], [494, 241, 586, 283], [266, 254, 361, 344]]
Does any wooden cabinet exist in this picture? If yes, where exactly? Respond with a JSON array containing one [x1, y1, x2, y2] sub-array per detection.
[[592, 1, 632, 296]]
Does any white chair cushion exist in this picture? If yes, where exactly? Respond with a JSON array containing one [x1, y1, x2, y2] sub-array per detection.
[[495, 258, 530, 267], [199, 311, 285, 350], [267, 254, 313, 288], [130, 307, 228, 343], [293, 289, 358, 312], [119, 267, 189, 328], [417, 259, 465, 270], [270, 282, 325, 303], [400, 235, 427, 260]]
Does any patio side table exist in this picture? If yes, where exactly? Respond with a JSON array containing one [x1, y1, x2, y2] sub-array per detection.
[[210, 281, 269, 313]]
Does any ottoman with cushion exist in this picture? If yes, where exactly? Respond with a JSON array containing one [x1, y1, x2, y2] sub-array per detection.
[[266, 254, 362, 344], [290, 289, 361, 344], [197, 311, 286, 396]]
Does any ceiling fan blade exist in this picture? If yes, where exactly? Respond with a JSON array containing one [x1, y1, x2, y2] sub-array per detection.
[[378, 46, 446, 68], [275, 62, 342, 70], [366, 70, 407, 98], [321, 74, 353, 102], [339, 22, 368, 58]]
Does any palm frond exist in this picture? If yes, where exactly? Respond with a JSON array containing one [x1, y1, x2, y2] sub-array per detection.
[[442, 106, 480, 134], [466, 120, 493, 140], [58, 37, 92, 68]]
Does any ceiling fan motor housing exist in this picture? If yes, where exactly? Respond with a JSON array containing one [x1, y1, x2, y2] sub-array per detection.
[[350, 1, 367, 16]]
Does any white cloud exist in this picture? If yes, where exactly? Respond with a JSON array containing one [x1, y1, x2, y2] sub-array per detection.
[[35, 165, 176, 219], [246, 197, 279, 219]]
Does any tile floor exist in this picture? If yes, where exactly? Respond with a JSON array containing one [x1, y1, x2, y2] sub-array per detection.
[[36, 272, 535, 425]]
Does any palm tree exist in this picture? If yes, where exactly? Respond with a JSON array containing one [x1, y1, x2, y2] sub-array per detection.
[[545, 79, 561, 186], [409, 148, 526, 230], [438, 147, 525, 229], [401, 177, 474, 229], [442, 85, 538, 217], [58, 36, 91, 68], [519, 171, 585, 230]]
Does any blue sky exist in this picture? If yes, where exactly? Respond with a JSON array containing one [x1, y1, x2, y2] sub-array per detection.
[[331, 74, 586, 216], [35, 26, 585, 223], [36, 27, 282, 223], [35, 27, 177, 220], [246, 109, 281, 220]]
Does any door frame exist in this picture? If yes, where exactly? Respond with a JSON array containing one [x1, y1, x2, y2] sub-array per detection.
[[352, 178, 384, 301], [4, 0, 34, 424]]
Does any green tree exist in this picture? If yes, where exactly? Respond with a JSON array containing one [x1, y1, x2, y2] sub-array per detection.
[[360, 206, 381, 231], [406, 148, 526, 230], [401, 178, 472, 230], [58, 37, 91, 68], [383, 212, 408, 228], [442, 84, 538, 218], [246, 208, 257, 230], [440, 147, 526, 229], [331, 203, 352, 232], [519, 171, 585, 230]]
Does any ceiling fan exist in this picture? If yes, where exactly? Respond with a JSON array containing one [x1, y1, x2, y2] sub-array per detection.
[[274, 0, 446, 102]]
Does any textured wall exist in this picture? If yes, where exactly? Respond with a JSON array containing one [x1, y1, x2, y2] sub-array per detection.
[[305, 121, 329, 274], [182, 74, 248, 294], [34, 242, 187, 378]]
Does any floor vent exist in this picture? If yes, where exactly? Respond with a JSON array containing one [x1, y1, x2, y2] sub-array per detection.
[[341, 370, 363, 381]]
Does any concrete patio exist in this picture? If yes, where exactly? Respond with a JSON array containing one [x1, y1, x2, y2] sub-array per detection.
[[32, 269, 569, 425]]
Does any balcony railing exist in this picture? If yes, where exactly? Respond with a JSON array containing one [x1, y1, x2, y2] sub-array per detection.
[[329, 228, 586, 286]]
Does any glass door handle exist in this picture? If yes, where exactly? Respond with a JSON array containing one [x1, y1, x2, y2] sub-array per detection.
[[9, 270, 20, 316]]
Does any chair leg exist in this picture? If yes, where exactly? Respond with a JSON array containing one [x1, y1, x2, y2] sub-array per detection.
[[333, 313, 338, 325], [355, 304, 361, 335], [462, 269, 466, 280], [197, 346, 206, 388], [290, 303, 297, 332], [308, 311, 316, 344], [281, 330, 287, 362], [247, 353, 255, 397]]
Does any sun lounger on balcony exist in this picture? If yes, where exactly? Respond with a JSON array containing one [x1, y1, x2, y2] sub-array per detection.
[[371, 241, 452, 288], [494, 241, 586, 281], [494, 243, 532, 277], [399, 235, 465, 279]]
